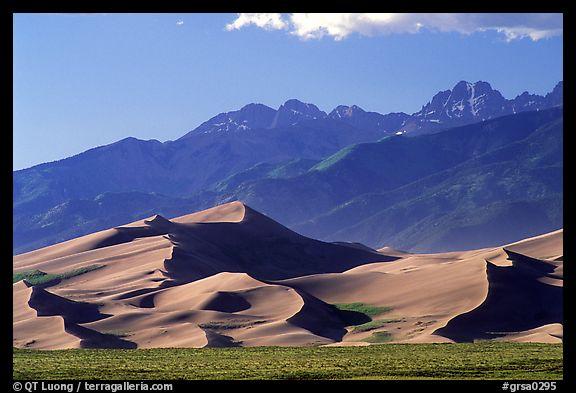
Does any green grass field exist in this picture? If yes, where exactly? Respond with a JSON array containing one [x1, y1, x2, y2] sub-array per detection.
[[13, 343, 562, 380]]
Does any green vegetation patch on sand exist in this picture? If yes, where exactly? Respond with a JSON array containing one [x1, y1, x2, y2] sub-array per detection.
[[365, 331, 393, 343], [334, 303, 392, 318], [13, 343, 562, 380], [12, 270, 46, 284], [13, 265, 104, 286], [198, 320, 266, 330], [353, 319, 404, 333]]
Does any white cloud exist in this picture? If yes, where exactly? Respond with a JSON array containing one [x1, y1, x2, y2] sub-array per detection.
[[225, 13, 287, 31], [176, 20, 184, 26], [226, 13, 562, 41]]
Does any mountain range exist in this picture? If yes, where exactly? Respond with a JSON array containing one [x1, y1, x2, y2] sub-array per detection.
[[13, 80, 563, 254], [178, 80, 562, 137], [403, 80, 563, 134]]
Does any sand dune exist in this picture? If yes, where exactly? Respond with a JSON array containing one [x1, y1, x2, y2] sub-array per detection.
[[434, 259, 562, 342], [13, 281, 81, 349], [13, 202, 563, 348], [504, 229, 563, 260]]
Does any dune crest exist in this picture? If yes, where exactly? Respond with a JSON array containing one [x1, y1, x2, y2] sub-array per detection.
[[172, 201, 247, 224], [13, 203, 562, 348]]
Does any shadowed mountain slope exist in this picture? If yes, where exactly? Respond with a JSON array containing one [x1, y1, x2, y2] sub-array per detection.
[[232, 108, 563, 251], [14, 82, 562, 255]]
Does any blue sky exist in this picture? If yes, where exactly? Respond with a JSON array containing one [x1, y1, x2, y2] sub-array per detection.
[[13, 13, 563, 170]]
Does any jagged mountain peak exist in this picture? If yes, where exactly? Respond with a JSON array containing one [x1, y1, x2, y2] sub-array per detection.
[[402, 80, 562, 135], [271, 99, 327, 128], [281, 98, 319, 111], [173, 80, 562, 139], [180, 103, 277, 137], [451, 80, 472, 92], [451, 80, 493, 93], [516, 91, 534, 98], [239, 102, 276, 113], [411, 80, 506, 127], [329, 105, 366, 119], [545, 81, 563, 106], [328, 104, 410, 134]]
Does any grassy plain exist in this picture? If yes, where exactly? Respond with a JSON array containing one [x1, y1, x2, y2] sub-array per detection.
[[13, 343, 562, 380]]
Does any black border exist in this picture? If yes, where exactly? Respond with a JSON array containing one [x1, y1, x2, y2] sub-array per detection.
[[3, 1, 572, 13], [561, 5, 574, 388], [4, 1, 573, 390]]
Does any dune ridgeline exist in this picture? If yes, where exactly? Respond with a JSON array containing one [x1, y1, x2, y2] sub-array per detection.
[[13, 201, 563, 349]]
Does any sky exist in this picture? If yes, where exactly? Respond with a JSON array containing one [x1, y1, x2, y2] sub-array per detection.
[[13, 13, 563, 170]]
